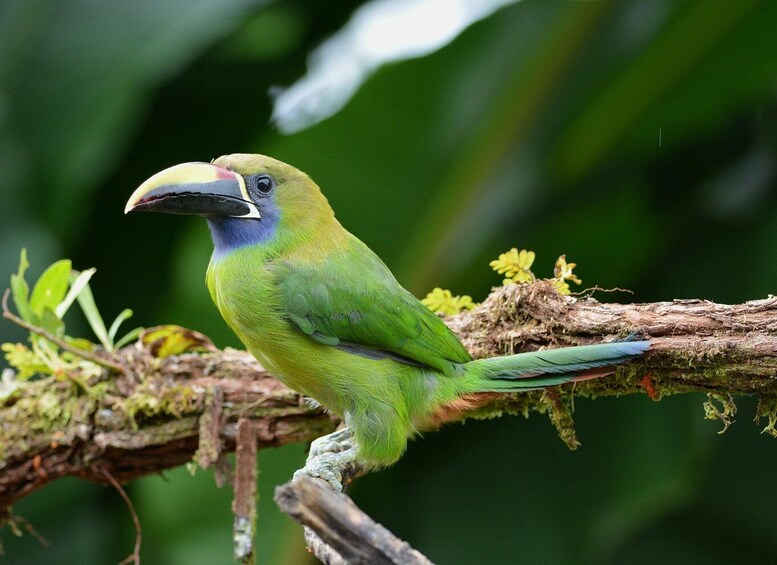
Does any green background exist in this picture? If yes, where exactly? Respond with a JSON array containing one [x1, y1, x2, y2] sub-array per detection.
[[2, 0, 777, 563]]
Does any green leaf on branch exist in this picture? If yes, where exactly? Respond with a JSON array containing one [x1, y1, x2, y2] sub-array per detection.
[[10, 249, 32, 323], [114, 327, 144, 350], [38, 308, 65, 338], [56, 268, 96, 318], [140, 325, 216, 358], [75, 280, 111, 351], [108, 307, 143, 351], [29, 260, 72, 317]]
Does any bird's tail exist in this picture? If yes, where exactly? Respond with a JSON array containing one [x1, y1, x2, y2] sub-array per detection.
[[462, 340, 649, 393]]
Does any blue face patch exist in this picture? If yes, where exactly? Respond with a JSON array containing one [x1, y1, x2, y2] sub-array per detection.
[[207, 196, 280, 256]]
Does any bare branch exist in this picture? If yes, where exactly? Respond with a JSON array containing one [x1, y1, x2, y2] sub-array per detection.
[[275, 478, 434, 565], [0, 348, 338, 511], [232, 419, 258, 564]]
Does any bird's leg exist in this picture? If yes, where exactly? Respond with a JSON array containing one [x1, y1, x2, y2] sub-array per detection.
[[294, 427, 360, 492]]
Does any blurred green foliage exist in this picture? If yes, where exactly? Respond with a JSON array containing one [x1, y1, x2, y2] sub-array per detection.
[[1, 0, 776, 563]]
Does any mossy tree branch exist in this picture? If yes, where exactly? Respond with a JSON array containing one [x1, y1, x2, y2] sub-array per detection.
[[2, 281, 777, 559]]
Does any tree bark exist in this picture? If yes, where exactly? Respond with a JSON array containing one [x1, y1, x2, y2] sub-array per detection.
[[2, 281, 777, 560]]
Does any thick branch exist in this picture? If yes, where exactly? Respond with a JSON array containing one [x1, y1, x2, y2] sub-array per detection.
[[0, 349, 338, 510], [2, 282, 777, 511], [450, 283, 777, 399]]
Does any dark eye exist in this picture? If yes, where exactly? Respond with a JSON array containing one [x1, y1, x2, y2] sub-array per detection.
[[247, 174, 274, 198]]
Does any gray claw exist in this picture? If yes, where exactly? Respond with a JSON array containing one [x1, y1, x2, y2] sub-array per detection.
[[293, 459, 344, 491]]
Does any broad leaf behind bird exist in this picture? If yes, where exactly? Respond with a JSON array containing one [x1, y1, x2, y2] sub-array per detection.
[[126, 154, 649, 470]]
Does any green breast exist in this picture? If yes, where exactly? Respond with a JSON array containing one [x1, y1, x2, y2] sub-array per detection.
[[207, 247, 286, 350], [206, 247, 348, 407]]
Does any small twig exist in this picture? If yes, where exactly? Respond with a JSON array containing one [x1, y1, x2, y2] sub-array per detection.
[[232, 419, 258, 564], [574, 285, 634, 297], [100, 468, 141, 565], [196, 387, 224, 470], [276, 478, 434, 565], [2, 288, 128, 376], [1, 509, 50, 548]]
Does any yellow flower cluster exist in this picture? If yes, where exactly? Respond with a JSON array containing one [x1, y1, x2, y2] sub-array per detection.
[[489, 248, 582, 294], [421, 288, 476, 316], [489, 248, 536, 285]]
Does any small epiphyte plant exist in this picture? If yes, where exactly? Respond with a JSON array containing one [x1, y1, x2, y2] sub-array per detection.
[[550, 254, 582, 295], [1, 250, 142, 394], [421, 288, 476, 316], [422, 248, 582, 316]]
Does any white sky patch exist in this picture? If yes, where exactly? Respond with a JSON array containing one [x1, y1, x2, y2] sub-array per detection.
[[271, 0, 519, 134]]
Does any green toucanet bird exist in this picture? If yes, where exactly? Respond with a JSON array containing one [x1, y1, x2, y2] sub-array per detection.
[[126, 154, 649, 471]]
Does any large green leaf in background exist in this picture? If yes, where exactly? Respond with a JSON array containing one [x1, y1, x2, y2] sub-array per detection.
[[3, 0, 777, 563]]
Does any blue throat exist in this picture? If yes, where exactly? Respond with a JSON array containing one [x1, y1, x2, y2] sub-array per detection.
[[207, 201, 280, 257]]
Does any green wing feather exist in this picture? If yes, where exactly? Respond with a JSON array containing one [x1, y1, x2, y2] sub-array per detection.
[[274, 238, 470, 375]]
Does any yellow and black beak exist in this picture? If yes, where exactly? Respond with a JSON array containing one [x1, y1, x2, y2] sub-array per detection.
[[125, 162, 261, 219]]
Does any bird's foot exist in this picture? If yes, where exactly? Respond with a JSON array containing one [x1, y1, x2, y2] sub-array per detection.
[[293, 446, 359, 492], [308, 426, 353, 459], [294, 427, 361, 491]]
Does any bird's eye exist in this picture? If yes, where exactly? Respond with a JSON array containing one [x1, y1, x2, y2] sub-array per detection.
[[247, 174, 274, 198]]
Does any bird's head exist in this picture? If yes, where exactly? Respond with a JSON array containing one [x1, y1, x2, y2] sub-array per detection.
[[125, 154, 336, 254]]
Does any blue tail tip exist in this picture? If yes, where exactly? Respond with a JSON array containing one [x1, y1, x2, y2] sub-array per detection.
[[623, 339, 651, 354]]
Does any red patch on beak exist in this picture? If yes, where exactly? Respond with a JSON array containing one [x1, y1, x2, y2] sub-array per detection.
[[214, 166, 237, 180]]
